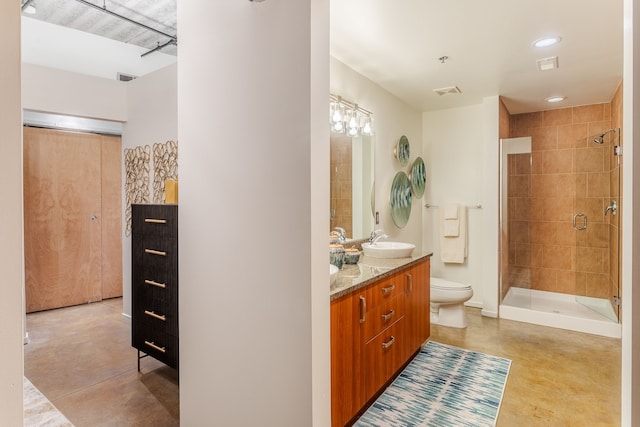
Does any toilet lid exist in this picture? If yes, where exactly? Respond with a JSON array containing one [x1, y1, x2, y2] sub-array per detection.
[[430, 277, 472, 291]]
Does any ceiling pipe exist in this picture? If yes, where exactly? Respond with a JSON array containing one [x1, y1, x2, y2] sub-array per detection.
[[141, 39, 176, 57], [72, 0, 177, 45], [21, 0, 35, 11]]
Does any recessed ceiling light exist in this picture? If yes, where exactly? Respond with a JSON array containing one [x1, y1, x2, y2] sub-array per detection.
[[545, 96, 566, 103], [534, 36, 562, 48]]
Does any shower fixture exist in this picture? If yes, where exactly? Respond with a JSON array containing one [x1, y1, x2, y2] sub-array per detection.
[[593, 128, 617, 144]]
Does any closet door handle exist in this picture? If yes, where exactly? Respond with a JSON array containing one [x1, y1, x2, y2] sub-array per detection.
[[407, 273, 413, 293], [382, 336, 395, 349], [359, 296, 366, 324], [381, 285, 395, 295]]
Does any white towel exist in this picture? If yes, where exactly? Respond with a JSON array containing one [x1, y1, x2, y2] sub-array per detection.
[[443, 219, 459, 237], [440, 204, 467, 263], [443, 203, 459, 219]]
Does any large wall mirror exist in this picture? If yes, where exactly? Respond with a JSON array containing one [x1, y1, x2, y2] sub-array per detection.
[[330, 134, 375, 240]]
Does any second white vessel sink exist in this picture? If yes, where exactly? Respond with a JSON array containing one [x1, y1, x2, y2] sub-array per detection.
[[361, 242, 415, 259]]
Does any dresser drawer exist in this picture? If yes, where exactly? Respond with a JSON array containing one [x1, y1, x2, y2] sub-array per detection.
[[132, 325, 178, 369], [134, 299, 178, 337], [362, 291, 405, 343], [132, 204, 178, 238]]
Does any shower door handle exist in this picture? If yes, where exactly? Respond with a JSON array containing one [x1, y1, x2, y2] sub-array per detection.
[[573, 213, 587, 231]]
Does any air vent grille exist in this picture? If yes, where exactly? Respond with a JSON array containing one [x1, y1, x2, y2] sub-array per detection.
[[117, 72, 137, 82], [433, 86, 462, 96]]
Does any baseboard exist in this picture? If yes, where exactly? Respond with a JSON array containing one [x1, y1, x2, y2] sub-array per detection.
[[481, 309, 498, 318], [121, 312, 131, 320], [465, 301, 483, 309]]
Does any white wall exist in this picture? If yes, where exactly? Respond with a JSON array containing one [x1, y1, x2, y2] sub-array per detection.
[[121, 64, 178, 317], [330, 58, 424, 246], [0, 2, 24, 424], [178, 1, 329, 425], [422, 97, 500, 316], [22, 63, 127, 121], [622, 0, 639, 424]]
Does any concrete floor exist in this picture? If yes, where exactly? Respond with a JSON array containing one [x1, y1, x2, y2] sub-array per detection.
[[24, 301, 620, 426], [431, 307, 621, 426], [24, 298, 179, 427]]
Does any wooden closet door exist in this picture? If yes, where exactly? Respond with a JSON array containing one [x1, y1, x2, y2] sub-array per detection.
[[100, 135, 123, 299], [24, 127, 103, 312]]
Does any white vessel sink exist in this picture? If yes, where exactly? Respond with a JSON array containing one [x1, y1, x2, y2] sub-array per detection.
[[330, 264, 340, 285], [361, 242, 415, 259]]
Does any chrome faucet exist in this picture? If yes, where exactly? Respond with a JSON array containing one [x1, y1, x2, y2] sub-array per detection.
[[370, 229, 387, 245], [332, 227, 347, 243]]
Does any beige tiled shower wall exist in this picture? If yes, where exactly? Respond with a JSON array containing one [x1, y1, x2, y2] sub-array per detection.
[[330, 135, 353, 238], [508, 100, 621, 299]]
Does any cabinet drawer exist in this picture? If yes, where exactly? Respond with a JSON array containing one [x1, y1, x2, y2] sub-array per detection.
[[367, 272, 405, 307], [362, 292, 405, 343], [363, 318, 406, 400], [132, 204, 178, 238], [132, 325, 178, 369]]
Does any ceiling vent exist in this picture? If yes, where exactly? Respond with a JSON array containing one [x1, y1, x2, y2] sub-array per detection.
[[117, 72, 137, 82], [536, 56, 559, 71], [433, 86, 462, 96]]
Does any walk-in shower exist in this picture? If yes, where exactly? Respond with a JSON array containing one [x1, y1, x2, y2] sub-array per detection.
[[498, 123, 622, 338]]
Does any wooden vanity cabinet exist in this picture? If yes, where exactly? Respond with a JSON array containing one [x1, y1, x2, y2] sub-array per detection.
[[330, 257, 430, 426]]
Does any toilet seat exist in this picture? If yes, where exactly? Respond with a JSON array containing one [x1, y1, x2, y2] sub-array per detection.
[[430, 277, 472, 291]]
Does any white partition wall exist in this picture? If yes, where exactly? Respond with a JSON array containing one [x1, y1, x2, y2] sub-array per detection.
[[178, 1, 329, 425], [0, 1, 24, 424]]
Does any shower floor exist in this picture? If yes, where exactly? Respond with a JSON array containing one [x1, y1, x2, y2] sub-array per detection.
[[500, 287, 621, 338]]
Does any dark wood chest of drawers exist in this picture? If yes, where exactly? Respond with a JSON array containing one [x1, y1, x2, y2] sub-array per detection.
[[131, 204, 178, 370]]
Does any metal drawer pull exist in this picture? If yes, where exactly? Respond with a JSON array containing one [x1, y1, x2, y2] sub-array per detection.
[[144, 310, 166, 321], [144, 340, 166, 353], [145, 248, 167, 256], [407, 273, 413, 293], [381, 310, 395, 321], [144, 218, 167, 224], [382, 336, 395, 349], [359, 296, 366, 324], [145, 279, 166, 289], [381, 285, 395, 295]]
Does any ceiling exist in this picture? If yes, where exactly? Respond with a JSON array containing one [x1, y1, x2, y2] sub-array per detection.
[[22, 0, 623, 114]]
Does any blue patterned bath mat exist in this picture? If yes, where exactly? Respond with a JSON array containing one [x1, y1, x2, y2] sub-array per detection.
[[355, 341, 511, 427]]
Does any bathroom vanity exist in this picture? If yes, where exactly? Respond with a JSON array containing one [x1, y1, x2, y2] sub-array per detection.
[[330, 252, 431, 426]]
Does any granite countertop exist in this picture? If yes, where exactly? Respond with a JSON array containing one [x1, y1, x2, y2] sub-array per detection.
[[330, 249, 433, 301]]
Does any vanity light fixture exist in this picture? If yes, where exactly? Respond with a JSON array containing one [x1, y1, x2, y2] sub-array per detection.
[[545, 96, 566, 103], [329, 94, 374, 137], [533, 36, 562, 48]]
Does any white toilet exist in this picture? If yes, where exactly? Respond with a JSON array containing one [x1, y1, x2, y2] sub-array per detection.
[[430, 277, 474, 328]]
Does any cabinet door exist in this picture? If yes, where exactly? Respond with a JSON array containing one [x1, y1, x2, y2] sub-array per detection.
[[405, 259, 431, 357], [331, 292, 363, 427], [363, 318, 405, 400]]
